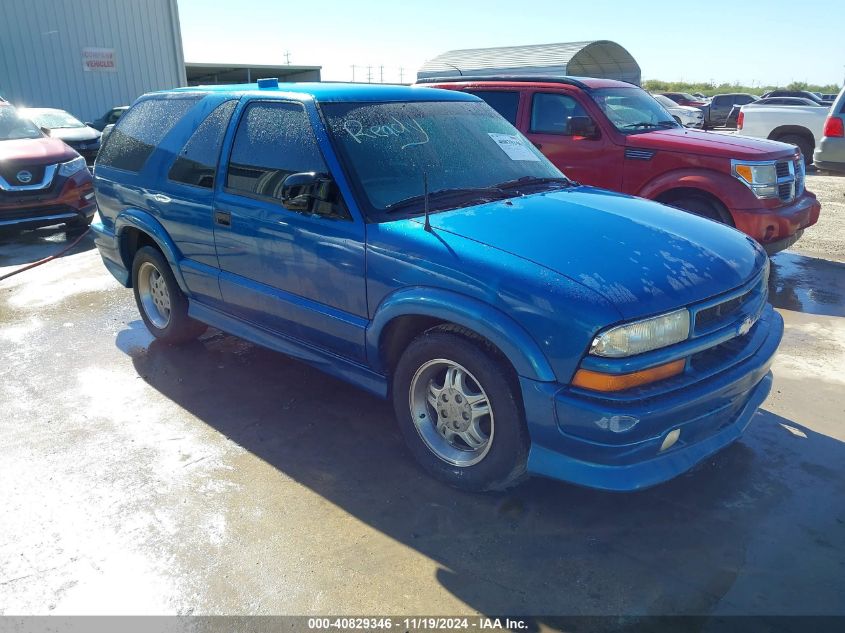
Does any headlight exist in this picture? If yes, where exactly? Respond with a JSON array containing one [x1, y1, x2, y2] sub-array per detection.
[[590, 308, 690, 357], [732, 160, 778, 199], [58, 156, 87, 177]]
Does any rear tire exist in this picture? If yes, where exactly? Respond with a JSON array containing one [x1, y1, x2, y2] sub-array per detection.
[[776, 133, 814, 168], [131, 246, 207, 344], [392, 328, 529, 492]]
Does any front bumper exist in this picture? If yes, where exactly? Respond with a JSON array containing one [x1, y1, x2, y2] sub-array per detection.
[[521, 306, 783, 491], [0, 171, 96, 230], [730, 191, 821, 253]]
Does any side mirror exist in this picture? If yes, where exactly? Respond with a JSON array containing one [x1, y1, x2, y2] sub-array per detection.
[[39, 126, 51, 137], [280, 172, 332, 212], [567, 116, 599, 139]]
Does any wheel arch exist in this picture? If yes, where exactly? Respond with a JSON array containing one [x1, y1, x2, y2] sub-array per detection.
[[768, 125, 815, 146], [636, 168, 752, 222], [114, 209, 187, 292], [654, 187, 734, 225], [367, 288, 556, 383]]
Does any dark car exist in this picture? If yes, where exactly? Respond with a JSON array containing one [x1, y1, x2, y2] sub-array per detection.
[[761, 90, 833, 106], [86, 106, 129, 132], [659, 92, 709, 108], [20, 107, 102, 165], [707, 93, 758, 127], [725, 97, 825, 128], [0, 104, 96, 232], [91, 81, 783, 493]]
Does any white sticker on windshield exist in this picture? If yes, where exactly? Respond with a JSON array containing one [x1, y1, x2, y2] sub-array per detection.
[[488, 133, 541, 162]]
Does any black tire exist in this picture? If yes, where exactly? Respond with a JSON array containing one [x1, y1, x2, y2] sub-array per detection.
[[667, 195, 733, 225], [131, 246, 207, 344], [777, 133, 814, 167], [392, 327, 529, 492], [65, 214, 93, 234]]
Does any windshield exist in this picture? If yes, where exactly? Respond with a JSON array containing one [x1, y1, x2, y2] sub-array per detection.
[[25, 109, 85, 129], [0, 106, 44, 141], [323, 100, 567, 221], [590, 87, 680, 134]]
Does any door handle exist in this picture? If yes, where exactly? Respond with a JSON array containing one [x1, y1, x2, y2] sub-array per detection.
[[151, 193, 171, 204], [214, 210, 231, 227]]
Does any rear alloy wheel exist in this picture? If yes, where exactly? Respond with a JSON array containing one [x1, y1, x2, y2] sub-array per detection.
[[132, 246, 206, 344], [392, 329, 529, 491]]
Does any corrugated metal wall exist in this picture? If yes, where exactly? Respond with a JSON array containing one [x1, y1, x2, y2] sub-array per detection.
[[0, 0, 186, 122]]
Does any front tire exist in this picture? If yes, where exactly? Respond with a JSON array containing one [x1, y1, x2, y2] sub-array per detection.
[[392, 328, 529, 492], [131, 246, 207, 343], [668, 195, 733, 225]]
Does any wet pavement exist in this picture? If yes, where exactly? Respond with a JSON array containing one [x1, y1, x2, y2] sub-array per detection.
[[1, 177, 844, 620]]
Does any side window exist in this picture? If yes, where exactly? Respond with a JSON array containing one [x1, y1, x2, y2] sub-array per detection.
[[712, 96, 725, 106], [226, 102, 345, 218], [169, 100, 236, 189], [465, 91, 520, 125], [97, 97, 199, 172], [530, 93, 588, 134]]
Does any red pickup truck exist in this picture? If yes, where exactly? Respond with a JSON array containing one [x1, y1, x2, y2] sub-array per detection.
[[423, 77, 821, 254]]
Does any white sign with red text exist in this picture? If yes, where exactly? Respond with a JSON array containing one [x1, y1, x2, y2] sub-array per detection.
[[82, 48, 117, 72]]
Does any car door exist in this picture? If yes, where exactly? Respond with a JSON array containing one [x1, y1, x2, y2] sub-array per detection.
[[213, 99, 368, 362], [522, 90, 623, 190], [709, 96, 730, 125]]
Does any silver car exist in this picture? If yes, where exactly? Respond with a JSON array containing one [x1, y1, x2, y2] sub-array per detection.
[[652, 94, 704, 129], [814, 87, 845, 174]]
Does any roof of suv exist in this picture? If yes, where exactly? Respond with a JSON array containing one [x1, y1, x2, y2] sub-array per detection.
[[419, 76, 633, 90], [160, 82, 479, 103]]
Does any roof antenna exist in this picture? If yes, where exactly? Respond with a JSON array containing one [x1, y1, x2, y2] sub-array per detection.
[[423, 171, 432, 232]]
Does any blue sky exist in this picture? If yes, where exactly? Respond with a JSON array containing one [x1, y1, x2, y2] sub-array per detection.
[[178, 0, 843, 87]]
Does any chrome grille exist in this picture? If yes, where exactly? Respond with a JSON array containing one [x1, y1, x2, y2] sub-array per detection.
[[775, 158, 797, 202]]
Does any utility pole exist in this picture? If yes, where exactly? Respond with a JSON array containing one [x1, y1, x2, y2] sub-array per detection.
[[399, 67, 404, 83], [284, 50, 291, 65], [350, 65, 356, 82], [367, 66, 373, 83], [379, 65, 384, 83]]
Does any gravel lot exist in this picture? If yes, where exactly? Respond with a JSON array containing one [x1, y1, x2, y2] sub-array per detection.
[[1, 176, 844, 622]]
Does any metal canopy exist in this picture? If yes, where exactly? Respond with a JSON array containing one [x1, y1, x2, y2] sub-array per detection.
[[417, 41, 641, 86]]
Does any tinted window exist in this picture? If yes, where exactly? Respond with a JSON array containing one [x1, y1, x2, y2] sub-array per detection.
[[712, 96, 727, 106], [465, 91, 520, 124], [98, 97, 199, 172], [530, 93, 588, 134], [169, 100, 236, 189], [736, 95, 755, 105], [226, 102, 327, 201]]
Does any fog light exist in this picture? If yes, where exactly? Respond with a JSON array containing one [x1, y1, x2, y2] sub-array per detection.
[[660, 429, 681, 452], [595, 414, 639, 433]]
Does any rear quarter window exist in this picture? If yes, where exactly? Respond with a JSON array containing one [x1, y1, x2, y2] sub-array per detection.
[[168, 100, 237, 189], [97, 96, 200, 173]]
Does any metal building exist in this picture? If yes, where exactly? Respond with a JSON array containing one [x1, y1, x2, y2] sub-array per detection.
[[0, 0, 186, 122], [418, 41, 641, 85]]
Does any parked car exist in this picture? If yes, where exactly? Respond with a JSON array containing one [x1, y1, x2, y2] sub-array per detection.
[[86, 106, 129, 132], [659, 92, 709, 108], [821, 94, 839, 102], [0, 103, 95, 232], [736, 99, 829, 168], [19, 107, 101, 165], [725, 97, 823, 129], [652, 94, 704, 128], [706, 93, 758, 128], [424, 76, 820, 254], [761, 90, 833, 106], [92, 81, 783, 492], [691, 92, 708, 100], [813, 87, 845, 174]]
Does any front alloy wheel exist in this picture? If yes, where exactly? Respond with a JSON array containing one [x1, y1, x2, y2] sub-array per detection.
[[409, 359, 493, 467]]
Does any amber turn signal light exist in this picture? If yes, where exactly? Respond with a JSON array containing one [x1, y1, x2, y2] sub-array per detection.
[[572, 359, 686, 392]]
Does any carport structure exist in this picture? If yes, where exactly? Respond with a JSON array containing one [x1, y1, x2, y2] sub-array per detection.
[[417, 40, 641, 85]]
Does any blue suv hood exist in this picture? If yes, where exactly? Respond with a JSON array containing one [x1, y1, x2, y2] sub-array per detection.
[[426, 186, 766, 320]]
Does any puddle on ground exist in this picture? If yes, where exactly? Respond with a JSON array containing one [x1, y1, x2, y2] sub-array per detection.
[[769, 251, 845, 318]]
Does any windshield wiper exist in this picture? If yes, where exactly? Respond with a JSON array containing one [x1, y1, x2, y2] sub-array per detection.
[[384, 186, 510, 215], [494, 176, 574, 191], [621, 121, 677, 130]]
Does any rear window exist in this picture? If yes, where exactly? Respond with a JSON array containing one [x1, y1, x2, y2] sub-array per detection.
[[464, 91, 520, 125], [98, 96, 200, 173]]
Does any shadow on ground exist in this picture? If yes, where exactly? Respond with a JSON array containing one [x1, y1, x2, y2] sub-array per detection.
[[769, 251, 845, 318], [0, 225, 95, 268], [117, 323, 845, 621]]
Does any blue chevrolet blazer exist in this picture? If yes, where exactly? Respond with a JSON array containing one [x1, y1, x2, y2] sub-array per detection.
[[91, 80, 783, 492]]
